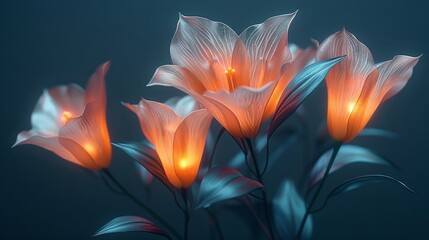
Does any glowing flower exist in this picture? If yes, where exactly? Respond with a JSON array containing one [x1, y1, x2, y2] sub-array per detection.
[[124, 96, 212, 188], [13, 62, 112, 170], [317, 29, 420, 142], [149, 12, 316, 138]]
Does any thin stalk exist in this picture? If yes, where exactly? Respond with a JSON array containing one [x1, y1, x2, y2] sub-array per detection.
[[181, 188, 190, 240], [295, 141, 342, 240], [208, 128, 225, 169], [245, 138, 276, 240], [102, 169, 183, 240], [206, 208, 224, 240]]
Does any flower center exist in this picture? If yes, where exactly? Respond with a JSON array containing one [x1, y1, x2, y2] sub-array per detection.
[[224, 67, 236, 91], [83, 143, 96, 155], [178, 158, 190, 169], [61, 111, 73, 124]]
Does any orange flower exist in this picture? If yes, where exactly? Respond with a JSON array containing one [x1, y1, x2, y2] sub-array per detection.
[[124, 96, 212, 188], [13, 62, 112, 170], [317, 29, 420, 142], [149, 13, 316, 138]]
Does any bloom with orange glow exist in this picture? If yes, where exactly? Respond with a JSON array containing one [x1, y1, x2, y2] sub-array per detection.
[[124, 96, 212, 188], [149, 12, 316, 138], [317, 29, 420, 142], [13, 62, 112, 170]]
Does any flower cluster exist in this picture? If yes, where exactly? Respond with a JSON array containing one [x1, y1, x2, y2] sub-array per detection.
[[14, 10, 419, 240]]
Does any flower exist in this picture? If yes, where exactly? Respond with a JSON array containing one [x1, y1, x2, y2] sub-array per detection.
[[13, 62, 112, 170], [124, 96, 212, 188], [317, 29, 420, 142], [149, 12, 316, 138]]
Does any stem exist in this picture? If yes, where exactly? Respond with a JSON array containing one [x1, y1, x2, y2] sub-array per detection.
[[245, 138, 276, 240], [295, 142, 342, 240], [208, 128, 225, 169], [181, 189, 190, 240], [102, 169, 183, 240], [207, 208, 224, 240]]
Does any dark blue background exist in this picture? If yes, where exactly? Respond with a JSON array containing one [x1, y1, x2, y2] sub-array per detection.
[[1, 0, 427, 239]]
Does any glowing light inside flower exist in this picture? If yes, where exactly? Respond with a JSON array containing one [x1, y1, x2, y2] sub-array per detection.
[[178, 158, 190, 169], [348, 102, 356, 114], [61, 111, 73, 123], [83, 143, 96, 155]]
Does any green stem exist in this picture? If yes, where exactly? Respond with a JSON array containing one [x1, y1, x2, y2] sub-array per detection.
[[295, 141, 342, 240], [102, 169, 183, 240], [245, 138, 276, 240], [181, 188, 190, 240], [208, 128, 225, 169]]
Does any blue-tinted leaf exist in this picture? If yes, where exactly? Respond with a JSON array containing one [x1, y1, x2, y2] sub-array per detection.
[[268, 56, 344, 138], [94, 216, 170, 239], [312, 174, 415, 213], [309, 145, 395, 189], [135, 162, 154, 186], [195, 167, 262, 209], [359, 128, 399, 139], [273, 180, 313, 240], [113, 142, 173, 192]]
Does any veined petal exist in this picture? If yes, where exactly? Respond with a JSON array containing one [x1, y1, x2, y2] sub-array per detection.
[[345, 55, 420, 141], [124, 99, 182, 187], [203, 83, 275, 138], [12, 133, 80, 166], [148, 65, 206, 95], [59, 103, 111, 170], [377, 55, 420, 102], [85, 61, 110, 107], [173, 109, 212, 188], [317, 29, 376, 141], [264, 43, 317, 119], [165, 95, 201, 118], [171, 15, 238, 91], [240, 12, 297, 88]]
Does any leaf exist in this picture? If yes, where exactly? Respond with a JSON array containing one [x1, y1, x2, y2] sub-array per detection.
[[312, 174, 415, 213], [358, 128, 399, 139], [195, 167, 263, 209], [135, 162, 154, 186], [113, 142, 173, 192], [268, 56, 344, 138], [93, 216, 170, 239], [273, 180, 313, 240], [309, 145, 396, 190]]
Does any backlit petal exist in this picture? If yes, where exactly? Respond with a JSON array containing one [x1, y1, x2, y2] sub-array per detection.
[[317, 29, 376, 141], [171, 15, 238, 91], [124, 99, 182, 187], [173, 109, 212, 188], [240, 12, 297, 88], [203, 83, 275, 138], [148, 65, 206, 95]]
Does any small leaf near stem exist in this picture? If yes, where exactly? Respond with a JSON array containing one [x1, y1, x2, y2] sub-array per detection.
[[295, 141, 342, 240], [102, 169, 183, 240]]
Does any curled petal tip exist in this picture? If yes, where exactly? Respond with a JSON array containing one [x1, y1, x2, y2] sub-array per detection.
[[310, 38, 320, 48]]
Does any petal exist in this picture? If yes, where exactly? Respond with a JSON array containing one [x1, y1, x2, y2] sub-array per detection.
[[29, 85, 86, 137], [170, 95, 201, 118], [345, 55, 420, 141], [59, 102, 112, 170], [124, 99, 182, 187], [264, 43, 317, 119], [203, 83, 275, 138], [12, 133, 81, 166], [317, 29, 376, 141], [377, 55, 420, 102], [240, 12, 297, 88], [171, 15, 238, 91], [173, 109, 212, 188], [148, 65, 206, 95], [85, 61, 110, 106], [230, 38, 252, 89]]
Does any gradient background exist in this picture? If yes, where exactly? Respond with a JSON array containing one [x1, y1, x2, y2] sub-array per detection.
[[1, 0, 427, 239]]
